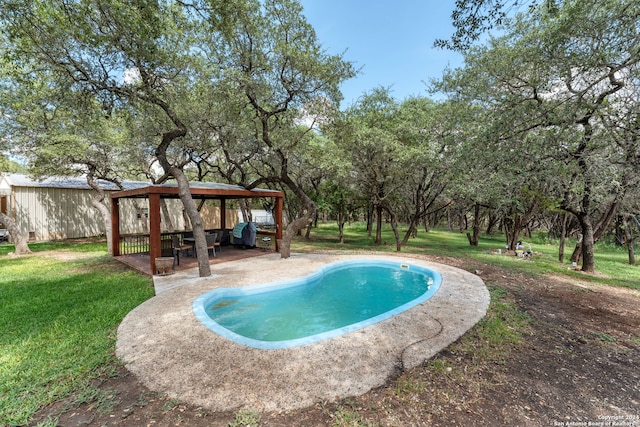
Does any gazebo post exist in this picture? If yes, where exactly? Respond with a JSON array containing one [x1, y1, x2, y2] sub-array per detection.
[[110, 197, 120, 256], [149, 193, 162, 274], [220, 198, 226, 229], [275, 195, 283, 252]]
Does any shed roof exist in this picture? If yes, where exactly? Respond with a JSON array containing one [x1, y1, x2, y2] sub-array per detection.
[[0, 173, 148, 192], [110, 182, 282, 200]]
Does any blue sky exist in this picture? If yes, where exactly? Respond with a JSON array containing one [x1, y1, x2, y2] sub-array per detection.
[[299, 0, 464, 107]]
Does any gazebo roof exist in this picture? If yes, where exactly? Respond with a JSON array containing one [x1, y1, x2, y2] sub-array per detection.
[[110, 181, 283, 200]]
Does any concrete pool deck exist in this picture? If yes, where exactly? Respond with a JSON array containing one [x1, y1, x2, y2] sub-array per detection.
[[116, 253, 489, 412]]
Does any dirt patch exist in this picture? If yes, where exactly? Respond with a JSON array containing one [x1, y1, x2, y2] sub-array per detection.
[[40, 250, 100, 262], [32, 255, 640, 427]]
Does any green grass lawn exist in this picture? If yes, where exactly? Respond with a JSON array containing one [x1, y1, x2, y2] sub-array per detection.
[[0, 241, 154, 427], [0, 225, 637, 426], [291, 222, 640, 290]]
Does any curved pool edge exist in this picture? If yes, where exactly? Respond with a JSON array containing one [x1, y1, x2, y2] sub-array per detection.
[[192, 259, 442, 349], [116, 253, 489, 413]]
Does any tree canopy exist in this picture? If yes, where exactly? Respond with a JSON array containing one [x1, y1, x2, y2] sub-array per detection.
[[1, 0, 638, 273], [0, 0, 354, 272]]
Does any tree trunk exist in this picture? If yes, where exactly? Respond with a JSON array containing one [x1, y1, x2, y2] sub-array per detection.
[[623, 214, 636, 265], [466, 202, 480, 246], [486, 211, 499, 235], [304, 221, 312, 239], [508, 228, 522, 252], [85, 174, 113, 255], [580, 215, 596, 273], [239, 199, 251, 222], [385, 206, 402, 252], [0, 212, 31, 255], [569, 215, 597, 273], [336, 210, 346, 244], [337, 216, 345, 244], [182, 208, 191, 230], [400, 220, 418, 247], [615, 215, 625, 246], [131, 82, 211, 275], [458, 203, 466, 233], [569, 198, 620, 269], [570, 234, 583, 264], [592, 198, 621, 242], [401, 187, 423, 246], [559, 213, 568, 263], [279, 215, 308, 258], [505, 200, 540, 251], [173, 168, 211, 276], [366, 205, 373, 237], [278, 176, 317, 259], [375, 205, 383, 245], [503, 218, 519, 250], [160, 199, 174, 232], [156, 127, 211, 277]]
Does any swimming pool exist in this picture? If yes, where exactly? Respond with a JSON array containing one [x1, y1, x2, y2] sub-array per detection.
[[192, 259, 441, 349]]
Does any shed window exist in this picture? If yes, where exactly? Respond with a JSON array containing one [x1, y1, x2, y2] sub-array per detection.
[[137, 208, 149, 220]]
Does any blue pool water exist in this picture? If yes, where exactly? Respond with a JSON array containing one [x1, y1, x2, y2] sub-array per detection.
[[192, 259, 441, 349]]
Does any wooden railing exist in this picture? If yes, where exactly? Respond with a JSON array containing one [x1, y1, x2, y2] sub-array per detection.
[[118, 228, 279, 255], [119, 234, 149, 255], [119, 232, 180, 256]]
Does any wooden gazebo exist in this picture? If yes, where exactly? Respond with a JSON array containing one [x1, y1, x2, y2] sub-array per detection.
[[110, 182, 284, 274]]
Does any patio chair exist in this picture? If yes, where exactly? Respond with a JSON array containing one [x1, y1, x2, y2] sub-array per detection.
[[171, 235, 193, 265], [205, 233, 218, 257]]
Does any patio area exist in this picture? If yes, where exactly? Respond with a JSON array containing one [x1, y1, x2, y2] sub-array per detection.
[[115, 242, 275, 277], [116, 253, 490, 412]]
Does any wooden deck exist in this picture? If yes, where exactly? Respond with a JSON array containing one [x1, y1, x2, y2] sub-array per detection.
[[115, 244, 275, 276]]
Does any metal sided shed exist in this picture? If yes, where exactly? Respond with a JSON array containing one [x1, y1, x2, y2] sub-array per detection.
[[110, 182, 284, 274], [0, 173, 149, 241]]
